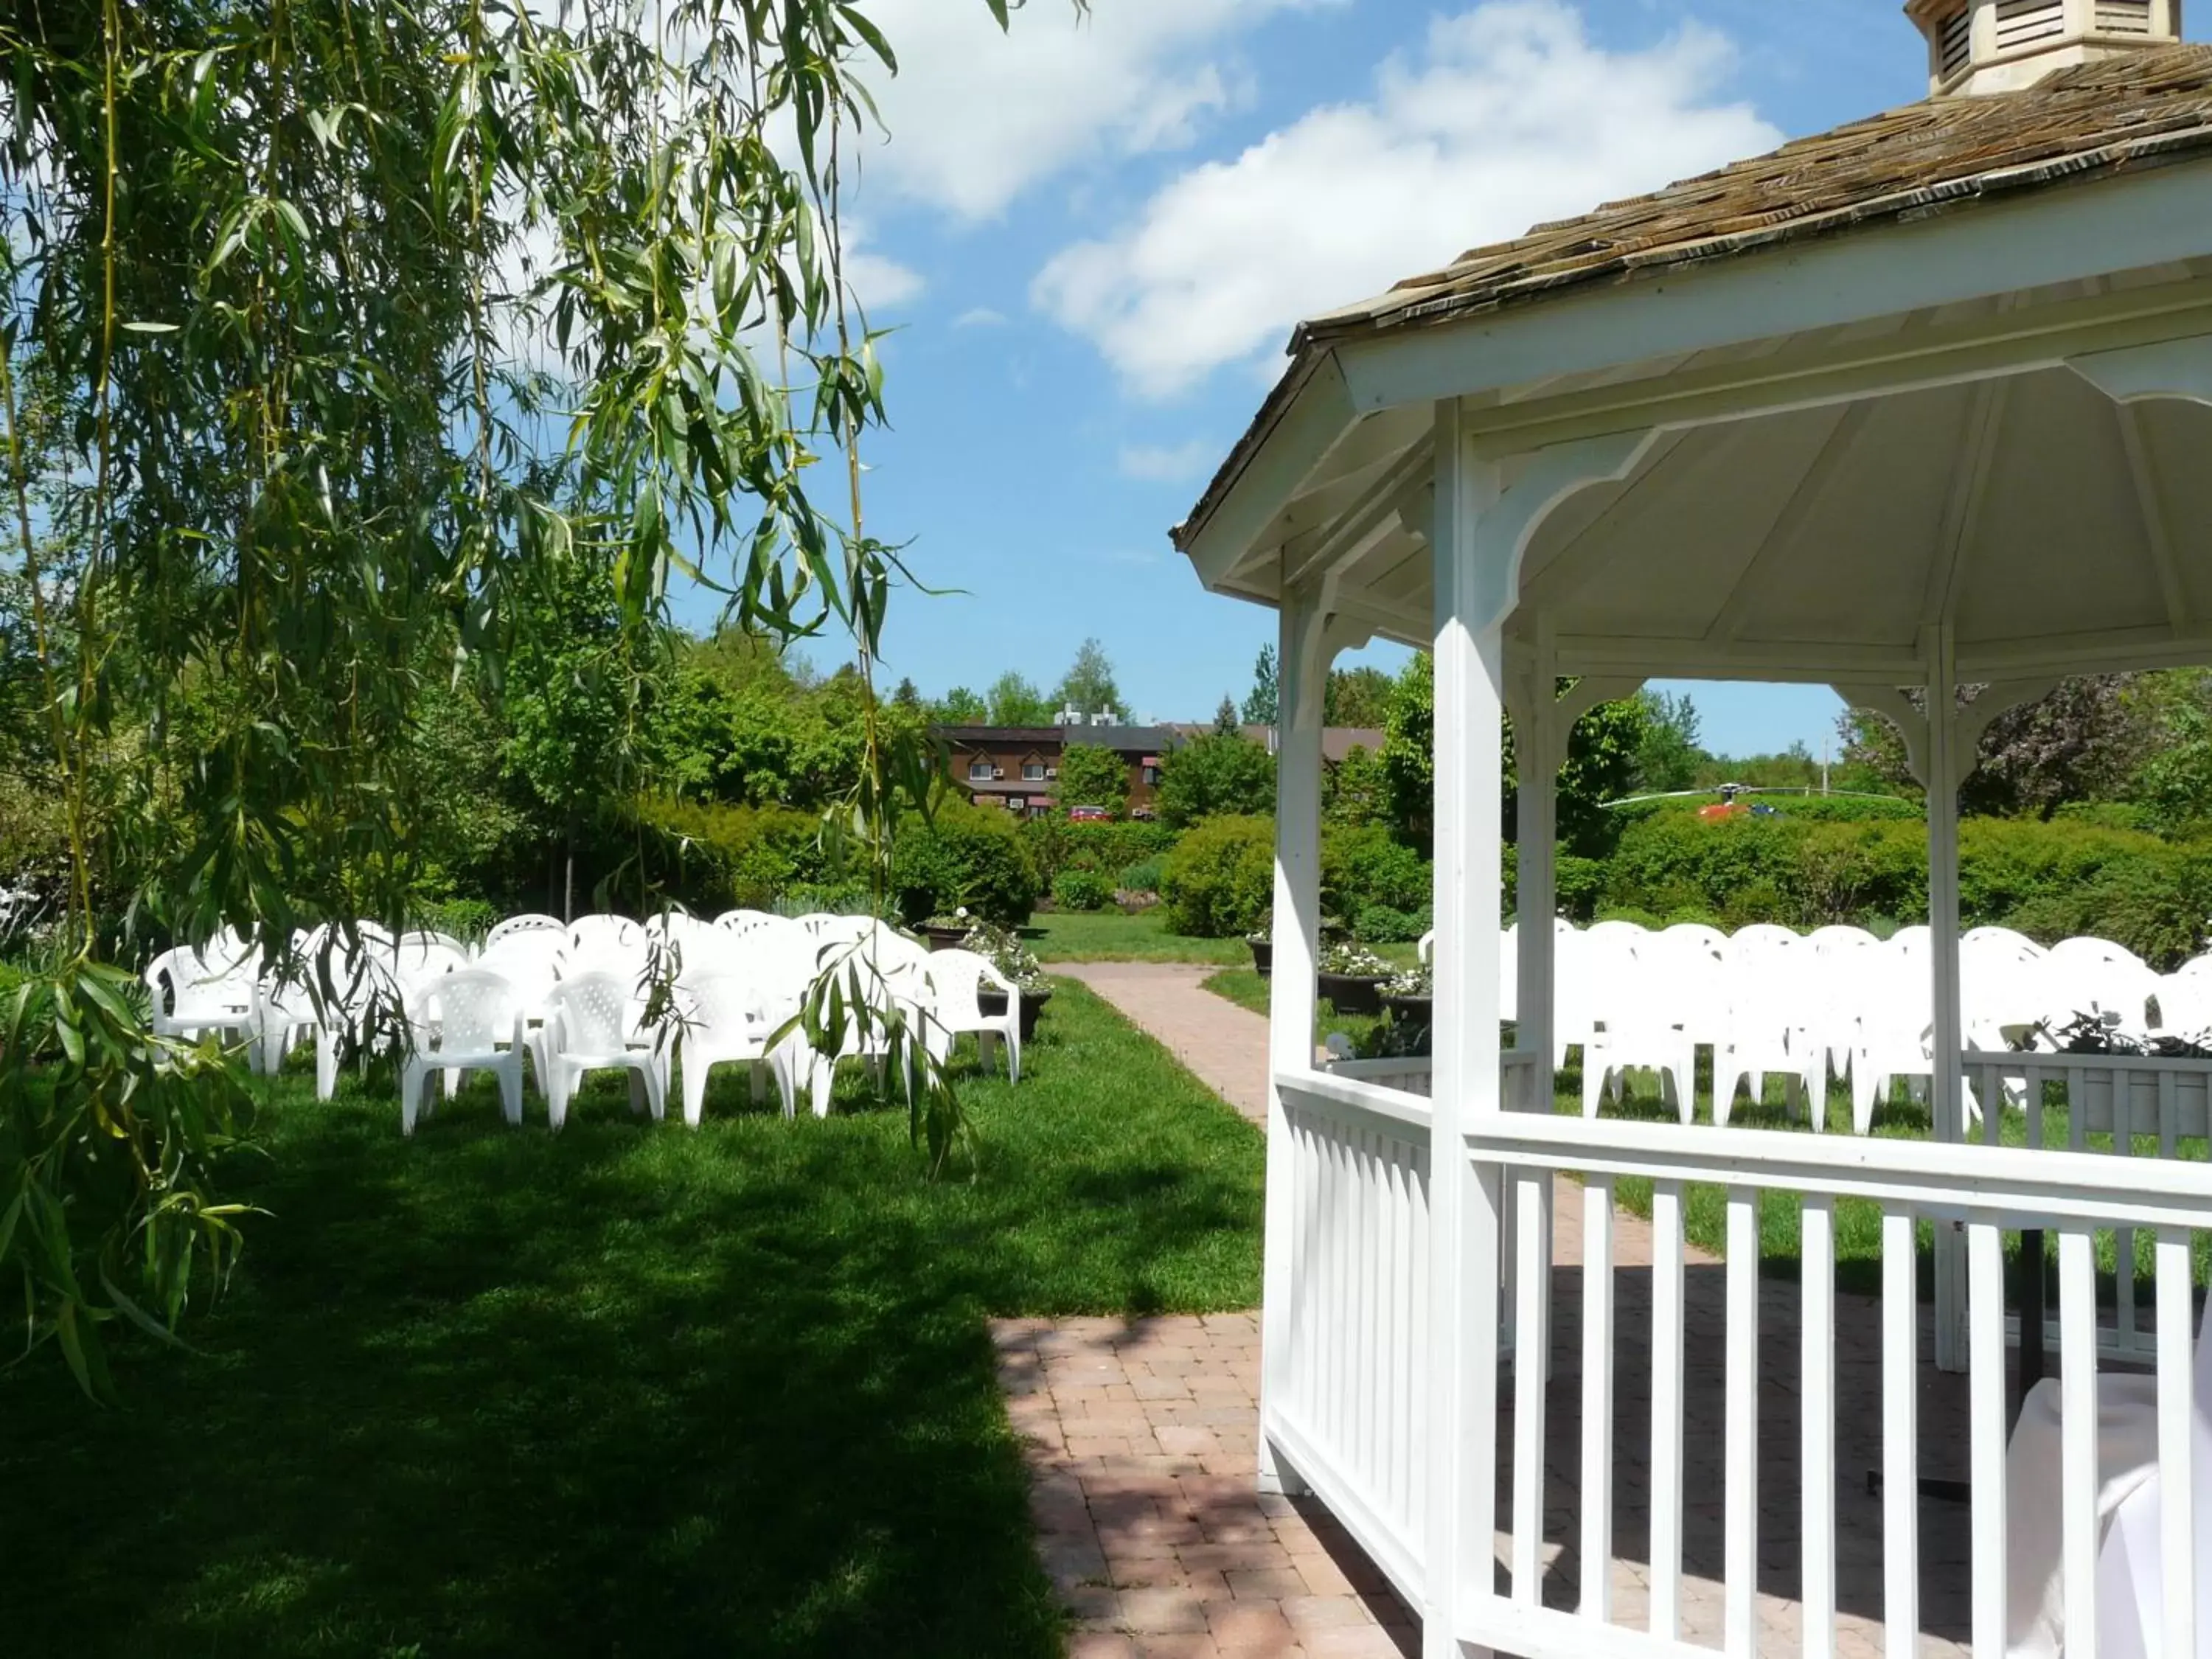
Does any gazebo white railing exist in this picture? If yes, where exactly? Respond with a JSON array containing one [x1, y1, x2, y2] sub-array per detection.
[[1185, 21, 2212, 1657]]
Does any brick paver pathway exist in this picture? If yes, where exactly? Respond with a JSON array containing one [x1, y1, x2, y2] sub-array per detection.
[[1021, 965, 1979, 1658]]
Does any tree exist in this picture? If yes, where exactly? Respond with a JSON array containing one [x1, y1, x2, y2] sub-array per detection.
[[1325, 666, 1396, 728], [1324, 743, 1391, 829], [891, 677, 922, 712], [1379, 651, 1649, 852], [1214, 695, 1242, 736], [933, 686, 988, 725], [1054, 638, 1122, 720], [0, 0, 1065, 1383], [987, 671, 1055, 727], [1842, 675, 2154, 816], [1634, 690, 1705, 793], [1054, 744, 1130, 815], [1155, 734, 1276, 829], [1243, 645, 1279, 725]]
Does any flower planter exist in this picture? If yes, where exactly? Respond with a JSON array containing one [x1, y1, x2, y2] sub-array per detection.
[[980, 986, 1051, 1044], [921, 924, 970, 951], [1380, 992, 1433, 1028], [1318, 971, 1388, 1017], [1248, 938, 1273, 980]]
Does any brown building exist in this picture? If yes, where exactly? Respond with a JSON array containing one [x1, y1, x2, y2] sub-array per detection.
[[936, 723, 1389, 819]]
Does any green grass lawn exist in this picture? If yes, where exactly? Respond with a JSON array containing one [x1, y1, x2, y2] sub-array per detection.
[[1027, 908, 1252, 964], [0, 979, 1262, 1659]]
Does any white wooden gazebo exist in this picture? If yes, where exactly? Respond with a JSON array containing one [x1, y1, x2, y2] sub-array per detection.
[[1175, 6, 2212, 1656]]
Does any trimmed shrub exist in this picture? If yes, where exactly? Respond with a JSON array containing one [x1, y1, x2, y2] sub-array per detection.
[[1052, 869, 1115, 912], [1354, 902, 1430, 944], [1020, 818, 1177, 887], [420, 897, 500, 943], [1161, 815, 1276, 938], [1321, 824, 1430, 924], [626, 798, 830, 914], [888, 803, 1041, 928]]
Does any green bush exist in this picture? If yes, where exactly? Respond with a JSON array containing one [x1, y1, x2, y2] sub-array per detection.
[[1051, 869, 1115, 912], [889, 804, 1041, 928], [1354, 903, 1430, 944], [1321, 824, 1430, 923], [1160, 815, 1276, 938], [1020, 818, 1176, 887], [1118, 857, 1164, 894], [420, 897, 500, 942], [626, 798, 830, 913]]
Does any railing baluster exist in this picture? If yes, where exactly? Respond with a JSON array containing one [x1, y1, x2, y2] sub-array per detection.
[[1386, 1146, 1409, 1534], [2157, 1226, 2195, 1659], [1512, 1171, 1546, 1601], [1804, 1195, 1837, 1659], [1581, 1174, 1615, 1624], [1651, 1178, 1686, 1641], [1357, 1130, 1378, 1498], [1883, 1207, 1919, 1659], [1410, 1141, 1430, 1548], [1970, 1217, 2009, 1658], [1290, 1116, 1312, 1424], [2060, 1225, 2099, 1659], [2115, 1086, 2138, 1357], [1725, 1188, 1759, 1657], [1321, 1126, 1343, 1447], [2070, 1065, 2088, 1152]]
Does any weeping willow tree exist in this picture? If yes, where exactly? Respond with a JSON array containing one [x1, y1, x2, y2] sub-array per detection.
[[0, 0, 1057, 1391]]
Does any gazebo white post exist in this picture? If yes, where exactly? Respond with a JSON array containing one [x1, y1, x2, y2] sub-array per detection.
[[1424, 416, 1657, 1657], [1511, 621, 1559, 1090], [1259, 582, 1329, 1495], [1426, 399, 1509, 1659], [1925, 623, 1969, 1374]]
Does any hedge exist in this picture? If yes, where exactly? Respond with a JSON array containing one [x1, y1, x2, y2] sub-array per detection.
[[1020, 818, 1177, 888], [888, 803, 1041, 928], [1160, 815, 1276, 938]]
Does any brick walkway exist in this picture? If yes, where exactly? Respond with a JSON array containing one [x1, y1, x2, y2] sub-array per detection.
[[1020, 965, 1978, 1658]]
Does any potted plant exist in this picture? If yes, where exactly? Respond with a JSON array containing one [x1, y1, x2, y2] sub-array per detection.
[[920, 908, 974, 951], [959, 919, 1052, 1042], [1317, 942, 1393, 1016], [1248, 911, 1272, 979], [1379, 959, 1433, 1028]]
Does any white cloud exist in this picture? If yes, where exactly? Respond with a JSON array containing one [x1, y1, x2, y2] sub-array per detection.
[[846, 0, 1343, 221], [954, 306, 1010, 329], [1032, 1, 1783, 399], [1118, 439, 1219, 484]]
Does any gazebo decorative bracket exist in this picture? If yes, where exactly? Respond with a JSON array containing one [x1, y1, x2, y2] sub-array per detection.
[[1468, 428, 1663, 635], [1834, 677, 2058, 793], [2067, 331, 2212, 408]]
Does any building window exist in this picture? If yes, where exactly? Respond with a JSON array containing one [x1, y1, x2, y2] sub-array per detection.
[[1142, 765, 1158, 786], [1022, 762, 1046, 782], [967, 759, 993, 782]]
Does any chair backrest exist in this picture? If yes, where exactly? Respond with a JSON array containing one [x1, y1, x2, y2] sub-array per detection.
[[2045, 936, 2162, 1032], [680, 970, 769, 1040], [1418, 929, 1435, 965], [1806, 924, 1877, 955], [476, 936, 567, 1008], [548, 971, 634, 1055], [414, 968, 519, 1053], [570, 914, 641, 956], [400, 929, 466, 957], [1584, 919, 1648, 951], [2175, 953, 2212, 984], [145, 945, 257, 1020], [915, 949, 1010, 1026], [714, 908, 774, 935], [487, 913, 566, 948], [1661, 922, 1732, 958], [392, 937, 465, 987]]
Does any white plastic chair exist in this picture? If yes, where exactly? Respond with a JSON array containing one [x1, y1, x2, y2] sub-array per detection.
[[912, 948, 1023, 1083], [475, 933, 568, 1086], [400, 928, 467, 959], [569, 914, 641, 958], [1582, 931, 1700, 1122], [714, 908, 774, 935], [1417, 929, 1435, 966], [1717, 931, 1823, 1127], [542, 970, 669, 1129], [2044, 936, 2164, 1044], [1808, 925, 1879, 1085], [399, 968, 526, 1135], [145, 942, 262, 1060], [675, 970, 801, 1124], [486, 913, 567, 950]]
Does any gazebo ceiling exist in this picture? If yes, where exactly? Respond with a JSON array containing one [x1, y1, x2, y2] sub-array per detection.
[[1176, 44, 2212, 689], [1264, 349, 2212, 685]]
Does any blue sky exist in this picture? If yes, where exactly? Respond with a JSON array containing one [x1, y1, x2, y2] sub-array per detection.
[[673, 1, 2149, 755]]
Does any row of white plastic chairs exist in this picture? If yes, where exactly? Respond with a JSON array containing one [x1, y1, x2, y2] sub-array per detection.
[[142, 911, 1026, 1133], [1411, 919, 2211, 1133]]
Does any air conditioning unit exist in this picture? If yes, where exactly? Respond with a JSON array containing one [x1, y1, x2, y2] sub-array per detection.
[[1046, 768, 1058, 779], [993, 768, 1006, 779]]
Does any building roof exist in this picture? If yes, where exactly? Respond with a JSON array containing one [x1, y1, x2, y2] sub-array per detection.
[[1178, 44, 2212, 549], [1163, 724, 1387, 764]]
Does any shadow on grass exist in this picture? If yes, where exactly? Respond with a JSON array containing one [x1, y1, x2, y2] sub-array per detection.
[[0, 982, 1262, 1659]]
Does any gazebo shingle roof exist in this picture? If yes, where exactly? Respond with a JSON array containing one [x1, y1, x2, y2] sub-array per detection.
[[1178, 44, 2212, 547]]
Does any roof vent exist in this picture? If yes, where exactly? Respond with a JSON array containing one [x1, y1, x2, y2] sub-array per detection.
[[1907, 0, 2181, 95]]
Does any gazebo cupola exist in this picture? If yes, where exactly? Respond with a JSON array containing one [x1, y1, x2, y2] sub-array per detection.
[[1907, 0, 2183, 95]]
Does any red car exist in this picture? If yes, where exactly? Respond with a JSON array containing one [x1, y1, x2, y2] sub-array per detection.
[[1067, 805, 1112, 822]]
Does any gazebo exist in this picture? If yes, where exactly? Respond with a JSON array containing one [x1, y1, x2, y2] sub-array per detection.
[[1173, 4, 2212, 1655]]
